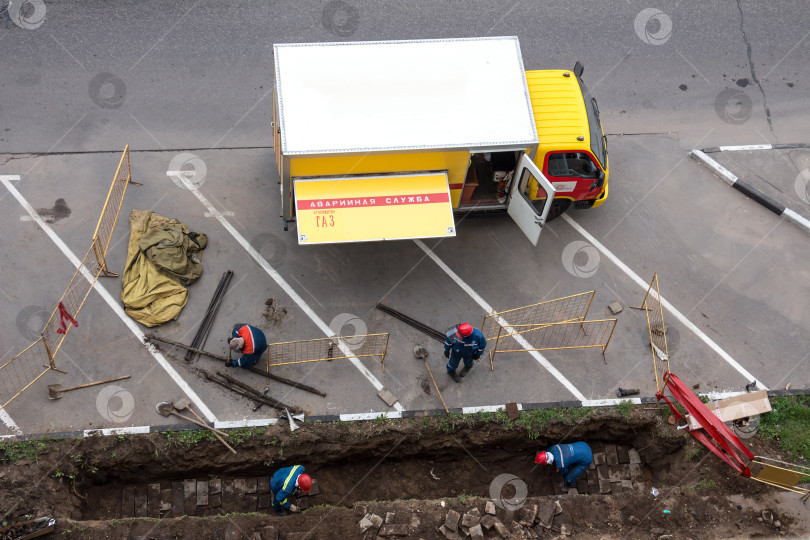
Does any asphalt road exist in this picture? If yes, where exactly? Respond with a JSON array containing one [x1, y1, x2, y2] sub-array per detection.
[[1, 0, 808, 435]]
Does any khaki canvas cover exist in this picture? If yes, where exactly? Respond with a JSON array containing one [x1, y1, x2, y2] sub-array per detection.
[[121, 210, 206, 327]]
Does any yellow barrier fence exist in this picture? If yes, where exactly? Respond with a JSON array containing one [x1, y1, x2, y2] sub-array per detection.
[[632, 274, 670, 391], [490, 319, 617, 365], [1, 147, 133, 411], [481, 291, 595, 340], [92, 144, 132, 276], [266, 334, 390, 371]]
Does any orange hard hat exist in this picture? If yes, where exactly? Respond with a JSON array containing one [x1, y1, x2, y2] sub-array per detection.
[[457, 323, 473, 337], [297, 473, 312, 493]]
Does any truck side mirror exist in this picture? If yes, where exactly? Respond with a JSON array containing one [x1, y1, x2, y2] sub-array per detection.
[[573, 62, 584, 78]]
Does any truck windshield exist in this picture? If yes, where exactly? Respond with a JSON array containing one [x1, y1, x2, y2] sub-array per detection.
[[576, 77, 607, 169]]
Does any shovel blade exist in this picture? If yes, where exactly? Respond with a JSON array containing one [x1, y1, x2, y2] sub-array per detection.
[[47, 384, 64, 400]]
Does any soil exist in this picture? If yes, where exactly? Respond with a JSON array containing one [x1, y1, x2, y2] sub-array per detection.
[[263, 298, 288, 325], [0, 408, 807, 539]]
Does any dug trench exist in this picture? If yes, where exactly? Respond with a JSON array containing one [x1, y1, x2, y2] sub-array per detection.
[[0, 408, 803, 539]]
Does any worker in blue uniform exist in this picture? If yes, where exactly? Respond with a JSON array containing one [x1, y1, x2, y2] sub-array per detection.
[[227, 323, 267, 368], [270, 464, 312, 515], [535, 441, 593, 488], [444, 323, 487, 383]]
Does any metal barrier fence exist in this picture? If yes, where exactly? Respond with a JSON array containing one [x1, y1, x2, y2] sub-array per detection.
[[266, 333, 390, 371], [481, 291, 595, 340], [92, 145, 132, 276], [632, 274, 670, 391], [1, 147, 132, 411], [0, 340, 53, 409], [490, 319, 617, 365]]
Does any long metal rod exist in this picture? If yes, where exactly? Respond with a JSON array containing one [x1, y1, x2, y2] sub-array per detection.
[[145, 334, 327, 396], [203, 372, 294, 412], [194, 270, 233, 361], [187, 270, 232, 362], [375, 303, 445, 342], [215, 371, 298, 412]]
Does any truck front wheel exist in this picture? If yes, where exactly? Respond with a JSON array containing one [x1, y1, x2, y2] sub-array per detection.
[[545, 199, 571, 221]]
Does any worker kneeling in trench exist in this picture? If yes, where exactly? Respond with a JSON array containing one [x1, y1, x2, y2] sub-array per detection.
[[535, 441, 593, 488], [270, 464, 312, 516]]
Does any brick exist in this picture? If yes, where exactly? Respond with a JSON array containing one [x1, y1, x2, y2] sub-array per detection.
[[592, 453, 606, 466], [537, 500, 555, 528], [608, 301, 623, 314], [378, 523, 409, 536], [258, 493, 271, 509], [121, 486, 135, 517], [621, 479, 633, 490], [588, 482, 600, 495], [171, 482, 184, 517], [469, 524, 484, 540], [629, 463, 642, 480], [385, 511, 396, 524], [256, 476, 270, 494], [233, 478, 247, 494], [493, 520, 509, 538], [617, 445, 630, 464], [306, 478, 320, 496], [586, 469, 598, 484], [369, 514, 383, 528], [147, 483, 160, 518], [377, 388, 398, 407], [210, 492, 222, 508], [461, 511, 480, 528], [599, 479, 612, 494], [518, 504, 537, 525], [608, 467, 623, 483], [505, 402, 520, 420], [597, 464, 609, 480], [619, 464, 631, 480], [134, 485, 148, 518], [245, 477, 257, 494], [222, 479, 237, 513], [438, 525, 460, 540], [604, 444, 619, 466], [183, 479, 196, 516], [485, 500, 496, 515], [160, 488, 173, 516], [359, 514, 376, 533], [239, 494, 257, 513], [628, 448, 642, 464], [196, 480, 209, 506], [479, 514, 496, 529], [576, 477, 588, 494], [445, 509, 460, 532], [209, 478, 222, 494], [409, 513, 420, 529], [261, 525, 279, 540]]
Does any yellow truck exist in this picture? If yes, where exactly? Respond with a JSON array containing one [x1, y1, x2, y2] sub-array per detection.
[[272, 36, 608, 246]]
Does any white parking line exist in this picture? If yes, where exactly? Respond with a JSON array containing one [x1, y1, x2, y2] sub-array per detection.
[[1, 176, 219, 423], [168, 171, 405, 413], [561, 214, 767, 390], [0, 408, 21, 434], [413, 239, 588, 402]]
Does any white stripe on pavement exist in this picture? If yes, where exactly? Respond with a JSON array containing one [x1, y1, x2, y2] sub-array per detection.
[[168, 171, 405, 413], [717, 144, 773, 152], [413, 239, 588, 402], [0, 408, 21, 435], [1, 176, 219, 423], [561, 213, 767, 390]]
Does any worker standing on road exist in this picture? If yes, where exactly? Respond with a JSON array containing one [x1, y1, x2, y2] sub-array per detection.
[[227, 323, 267, 369], [444, 323, 486, 383], [270, 464, 312, 516], [535, 442, 593, 488]]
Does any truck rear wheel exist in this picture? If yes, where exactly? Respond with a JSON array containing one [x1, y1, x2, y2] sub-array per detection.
[[545, 199, 571, 221]]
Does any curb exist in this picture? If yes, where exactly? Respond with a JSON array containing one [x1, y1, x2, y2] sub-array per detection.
[[701, 143, 810, 153], [690, 149, 810, 236], [2, 388, 808, 443]]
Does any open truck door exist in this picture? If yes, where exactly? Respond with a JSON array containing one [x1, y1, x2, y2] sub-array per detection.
[[507, 154, 557, 245]]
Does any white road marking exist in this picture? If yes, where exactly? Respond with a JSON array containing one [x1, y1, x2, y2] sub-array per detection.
[[167, 171, 405, 413], [340, 411, 403, 421], [84, 426, 151, 437], [461, 405, 506, 414], [1, 176, 219, 423], [691, 150, 739, 186], [20, 215, 54, 222], [204, 210, 234, 217], [214, 418, 279, 429], [784, 208, 810, 235], [0, 408, 21, 434], [413, 239, 588, 402], [561, 213, 767, 390], [582, 398, 642, 407], [717, 144, 773, 151]]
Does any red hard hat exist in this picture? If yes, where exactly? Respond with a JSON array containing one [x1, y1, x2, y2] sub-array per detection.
[[457, 323, 473, 337], [297, 473, 312, 493], [535, 452, 548, 465]]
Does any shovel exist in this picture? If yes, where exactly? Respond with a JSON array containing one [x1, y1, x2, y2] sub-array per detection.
[[47, 375, 131, 400], [414, 345, 448, 413], [156, 401, 237, 454], [281, 408, 304, 432]]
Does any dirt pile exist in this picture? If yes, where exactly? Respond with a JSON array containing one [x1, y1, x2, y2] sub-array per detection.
[[0, 408, 805, 538]]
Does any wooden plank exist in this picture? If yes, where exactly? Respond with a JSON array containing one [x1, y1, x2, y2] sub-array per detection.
[[183, 479, 196, 516], [147, 483, 161, 518], [197, 480, 209, 507], [172, 482, 184, 517], [134, 485, 148, 518]]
